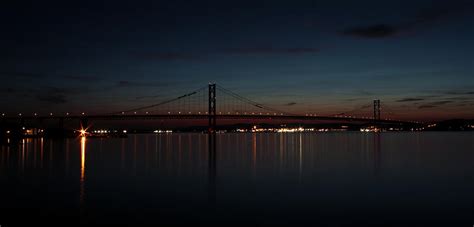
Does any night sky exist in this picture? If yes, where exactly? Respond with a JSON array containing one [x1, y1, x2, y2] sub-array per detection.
[[1, 0, 473, 120]]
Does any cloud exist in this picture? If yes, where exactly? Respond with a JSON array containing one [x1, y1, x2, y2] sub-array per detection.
[[396, 98, 425, 102], [1, 85, 87, 104], [64, 75, 101, 81], [417, 100, 454, 109], [131, 52, 198, 61], [340, 1, 474, 39], [413, 0, 474, 25], [446, 96, 473, 101], [0, 71, 100, 81], [419, 105, 436, 109], [116, 80, 176, 88], [222, 47, 320, 55], [341, 24, 400, 38], [443, 91, 474, 95], [285, 102, 297, 106], [430, 101, 453, 105], [36, 87, 69, 104]]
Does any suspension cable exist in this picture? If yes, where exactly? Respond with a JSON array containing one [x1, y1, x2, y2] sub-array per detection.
[[216, 85, 296, 115], [107, 85, 208, 115]]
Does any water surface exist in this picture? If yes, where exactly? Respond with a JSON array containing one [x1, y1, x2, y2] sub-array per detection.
[[1, 132, 473, 226]]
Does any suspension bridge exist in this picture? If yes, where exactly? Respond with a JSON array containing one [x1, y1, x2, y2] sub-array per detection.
[[1, 83, 422, 132]]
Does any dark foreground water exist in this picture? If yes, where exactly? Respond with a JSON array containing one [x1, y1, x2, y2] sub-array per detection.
[[1, 132, 474, 226]]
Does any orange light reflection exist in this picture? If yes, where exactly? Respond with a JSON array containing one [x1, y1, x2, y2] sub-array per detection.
[[80, 136, 86, 204]]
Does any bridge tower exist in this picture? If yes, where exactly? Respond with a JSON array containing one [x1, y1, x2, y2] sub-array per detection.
[[208, 83, 217, 133], [373, 99, 381, 122]]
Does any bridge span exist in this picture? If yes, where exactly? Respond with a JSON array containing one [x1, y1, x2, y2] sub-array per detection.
[[1, 83, 422, 132]]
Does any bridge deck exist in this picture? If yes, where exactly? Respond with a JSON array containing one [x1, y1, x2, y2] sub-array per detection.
[[3, 114, 417, 124]]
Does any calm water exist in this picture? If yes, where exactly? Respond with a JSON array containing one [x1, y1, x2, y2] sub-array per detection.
[[1, 132, 474, 226]]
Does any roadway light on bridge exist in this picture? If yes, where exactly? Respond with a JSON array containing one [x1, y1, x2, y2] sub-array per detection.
[[50, 113, 53, 116], [81, 112, 85, 115], [66, 112, 69, 116], [34, 113, 37, 116], [18, 113, 22, 116], [122, 112, 125, 115], [168, 112, 171, 114], [1, 113, 4, 117], [134, 112, 137, 115], [145, 111, 149, 114]]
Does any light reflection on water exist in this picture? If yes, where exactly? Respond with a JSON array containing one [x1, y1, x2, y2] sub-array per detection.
[[80, 136, 86, 206], [0, 132, 474, 226]]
